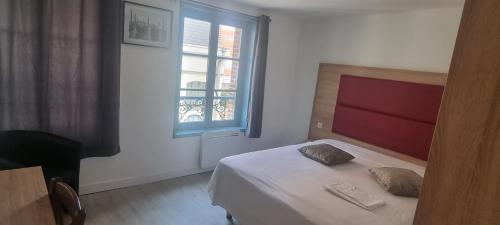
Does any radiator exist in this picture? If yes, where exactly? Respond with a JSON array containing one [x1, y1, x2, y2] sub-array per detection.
[[200, 129, 246, 169]]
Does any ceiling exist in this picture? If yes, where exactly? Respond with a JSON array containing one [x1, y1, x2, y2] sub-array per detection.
[[232, 0, 464, 15]]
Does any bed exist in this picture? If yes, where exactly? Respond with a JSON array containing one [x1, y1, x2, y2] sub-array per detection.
[[208, 64, 447, 225], [208, 139, 424, 225]]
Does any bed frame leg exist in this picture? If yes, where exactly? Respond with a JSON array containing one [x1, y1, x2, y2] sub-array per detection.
[[226, 212, 233, 220]]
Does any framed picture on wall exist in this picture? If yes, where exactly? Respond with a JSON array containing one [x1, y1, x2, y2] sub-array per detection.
[[123, 1, 173, 48]]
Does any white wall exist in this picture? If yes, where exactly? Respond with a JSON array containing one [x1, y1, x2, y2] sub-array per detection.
[[286, 21, 327, 142], [79, 0, 302, 194], [287, 6, 464, 146], [320, 7, 464, 73]]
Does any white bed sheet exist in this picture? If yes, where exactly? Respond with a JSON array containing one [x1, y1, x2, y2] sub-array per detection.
[[208, 139, 425, 225]]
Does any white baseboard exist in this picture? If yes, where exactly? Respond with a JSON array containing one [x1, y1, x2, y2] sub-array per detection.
[[79, 167, 213, 195]]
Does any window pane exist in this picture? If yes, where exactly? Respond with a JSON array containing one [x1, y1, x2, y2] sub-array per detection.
[[179, 98, 205, 123], [215, 59, 239, 90], [214, 90, 236, 97], [181, 55, 208, 89], [180, 90, 205, 97], [213, 98, 235, 121], [183, 18, 211, 55], [217, 25, 242, 58]]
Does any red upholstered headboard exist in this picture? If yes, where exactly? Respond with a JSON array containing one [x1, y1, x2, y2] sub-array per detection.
[[332, 75, 444, 160]]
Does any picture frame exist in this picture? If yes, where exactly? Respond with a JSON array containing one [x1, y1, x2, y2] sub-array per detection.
[[123, 1, 173, 48]]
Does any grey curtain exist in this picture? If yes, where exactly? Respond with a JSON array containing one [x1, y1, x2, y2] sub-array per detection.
[[0, 0, 121, 157], [247, 15, 270, 138]]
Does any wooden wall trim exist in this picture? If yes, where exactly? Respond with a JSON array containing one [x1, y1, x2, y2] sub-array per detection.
[[318, 64, 448, 85], [308, 63, 447, 166], [414, 0, 500, 224]]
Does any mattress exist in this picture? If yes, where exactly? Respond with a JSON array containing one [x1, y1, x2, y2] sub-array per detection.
[[208, 139, 425, 225]]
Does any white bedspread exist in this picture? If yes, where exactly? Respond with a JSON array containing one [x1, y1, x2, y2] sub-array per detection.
[[208, 139, 425, 225]]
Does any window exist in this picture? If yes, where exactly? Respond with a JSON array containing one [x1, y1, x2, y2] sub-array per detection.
[[175, 1, 257, 135]]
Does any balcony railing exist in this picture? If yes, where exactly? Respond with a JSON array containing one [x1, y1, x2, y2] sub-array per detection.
[[178, 96, 235, 122]]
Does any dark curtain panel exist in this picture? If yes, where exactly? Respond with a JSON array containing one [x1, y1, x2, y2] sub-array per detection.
[[0, 0, 121, 157], [247, 15, 270, 138]]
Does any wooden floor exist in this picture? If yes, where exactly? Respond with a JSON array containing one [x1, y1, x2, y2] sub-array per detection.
[[80, 172, 239, 225]]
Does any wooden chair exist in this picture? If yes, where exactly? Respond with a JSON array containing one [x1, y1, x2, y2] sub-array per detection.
[[49, 178, 86, 225]]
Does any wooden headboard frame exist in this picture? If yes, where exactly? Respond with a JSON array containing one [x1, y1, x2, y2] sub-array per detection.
[[308, 64, 448, 166]]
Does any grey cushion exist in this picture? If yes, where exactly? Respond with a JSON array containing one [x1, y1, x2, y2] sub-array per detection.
[[298, 144, 355, 165], [369, 167, 423, 198]]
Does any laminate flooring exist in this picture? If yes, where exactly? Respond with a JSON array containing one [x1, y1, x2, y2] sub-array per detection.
[[80, 172, 239, 225]]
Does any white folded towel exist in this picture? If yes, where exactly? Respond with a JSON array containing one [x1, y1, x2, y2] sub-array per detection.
[[324, 181, 386, 211]]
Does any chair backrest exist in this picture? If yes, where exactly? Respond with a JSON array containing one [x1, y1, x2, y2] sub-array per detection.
[[0, 130, 82, 167], [49, 178, 86, 225]]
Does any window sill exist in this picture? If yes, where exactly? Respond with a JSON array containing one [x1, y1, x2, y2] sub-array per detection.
[[174, 127, 247, 138]]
